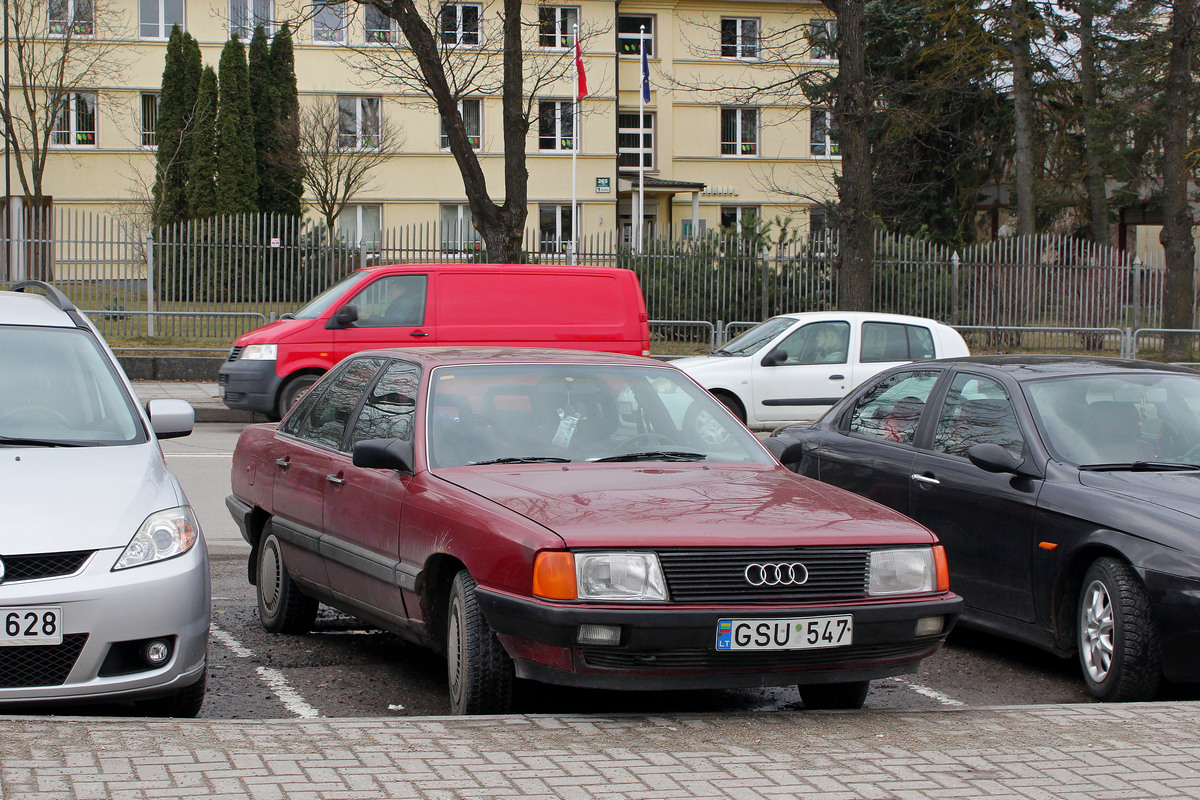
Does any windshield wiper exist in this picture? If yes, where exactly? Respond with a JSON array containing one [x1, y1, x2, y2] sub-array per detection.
[[0, 436, 84, 448], [468, 456, 571, 465], [592, 450, 708, 463], [1078, 461, 1200, 472]]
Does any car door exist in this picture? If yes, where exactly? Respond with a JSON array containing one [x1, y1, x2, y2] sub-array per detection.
[[331, 274, 433, 359], [322, 359, 421, 624], [908, 371, 1041, 622], [812, 368, 944, 513], [751, 320, 854, 423]]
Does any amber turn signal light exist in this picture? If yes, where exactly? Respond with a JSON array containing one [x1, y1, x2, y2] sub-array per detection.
[[533, 551, 577, 600], [933, 545, 950, 593]]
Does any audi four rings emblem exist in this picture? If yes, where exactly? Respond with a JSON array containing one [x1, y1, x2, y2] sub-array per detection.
[[744, 562, 809, 586]]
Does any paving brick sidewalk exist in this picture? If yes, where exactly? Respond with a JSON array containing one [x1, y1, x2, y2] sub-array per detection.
[[4, 703, 1200, 799]]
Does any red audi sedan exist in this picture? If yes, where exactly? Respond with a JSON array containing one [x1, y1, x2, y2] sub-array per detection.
[[227, 348, 961, 714]]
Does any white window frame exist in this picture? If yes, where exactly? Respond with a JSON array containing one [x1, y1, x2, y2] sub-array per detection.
[[52, 92, 97, 147], [49, 0, 95, 36], [338, 96, 382, 150], [440, 3, 481, 47], [538, 100, 577, 152], [440, 204, 482, 252], [337, 204, 383, 249], [140, 93, 159, 148], [617, 111, 653, 170], [720, 18, 758, 59], [810, 108, 840, 157], [539, 203, 578, 253], [440, 98, 482, 149], [809, 19, 837, 61], [229, 0, 273, 38], [140, 0, 185, 39], [538, 6, 579, 49], [313, 1, 347, 44], [364, 4, 396, 44], [720, 107, 758, 157], [617, 15, 653, 56], [720, 206, 760, 230]]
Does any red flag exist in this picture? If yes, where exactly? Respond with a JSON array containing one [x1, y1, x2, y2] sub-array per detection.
[[575, 39, 589, 98]]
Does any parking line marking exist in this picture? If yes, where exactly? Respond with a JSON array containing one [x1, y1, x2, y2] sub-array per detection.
[[210, 624, 322, 718], [893, 678, 964, 706]]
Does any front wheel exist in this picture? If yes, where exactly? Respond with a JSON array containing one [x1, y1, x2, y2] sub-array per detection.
[[135, 670, 207, 718], [1077, 557, 1161, 701], [276, 373, 321, 420], [799, 680, 870, 710], [446, 570, 514, 715], [256, 525, 318, 634]]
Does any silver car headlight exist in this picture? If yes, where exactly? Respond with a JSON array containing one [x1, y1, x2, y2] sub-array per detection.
[[868, 548, 937, 596], [240, 343, 278, 360], [576, 552, 668, 601], [113, 506, 200, 570]]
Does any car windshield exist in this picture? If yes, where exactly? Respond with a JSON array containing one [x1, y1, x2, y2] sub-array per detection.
[[0, 325, 144, 445], [291, 272, 364, 320], [717, 317, 797, 356], [426, 363, 773, 468], [1024, 372, 1200, 467]]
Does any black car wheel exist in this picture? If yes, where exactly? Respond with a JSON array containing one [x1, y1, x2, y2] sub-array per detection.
[[1077, 557, 1161, 701], [136, 669, 207, 718], [446, 570, 513, 715], [256, 525, 318, 634], [799, 680, 870, 710]]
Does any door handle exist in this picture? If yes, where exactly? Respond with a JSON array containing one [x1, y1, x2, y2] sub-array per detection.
[[829, 374, 845, 380], [911, 473, 940, 486], [325, 474, 345, 485], [410, 331, 429, 337], [275, 458, 290, 469]]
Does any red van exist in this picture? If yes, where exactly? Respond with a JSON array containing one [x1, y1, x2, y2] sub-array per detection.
[[217, 264, 651, 417]]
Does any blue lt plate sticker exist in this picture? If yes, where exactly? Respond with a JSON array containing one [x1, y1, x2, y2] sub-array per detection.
[[716, 615, 853, 651]]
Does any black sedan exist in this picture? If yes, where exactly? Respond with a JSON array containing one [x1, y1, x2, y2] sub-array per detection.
[[770, 355, 1200, 702]]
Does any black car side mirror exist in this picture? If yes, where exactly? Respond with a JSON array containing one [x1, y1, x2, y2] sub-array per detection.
[[761, 348, 786, 367], [968, 443, 1026, 475], [326, 304, 359, 329], [353, 438, 415, 474], [762, 436, 806, 467]]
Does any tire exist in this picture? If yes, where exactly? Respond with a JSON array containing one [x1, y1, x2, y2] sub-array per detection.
[[683, 403, 733, 448], [799, 680, 871, 710], [714, 392, 746, 423], [136, 669, 207, 718], [1077, 557, 1161, 702], [276, 373, 321, 420], [446, 570, 514, 715], [256, 525, 319, 634]]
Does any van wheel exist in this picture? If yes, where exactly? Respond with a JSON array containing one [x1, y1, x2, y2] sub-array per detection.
[[276, 373, 321, 419], [799, 680, 870, 710], [446, 570, 513, 715], [257, 525, 318, 634]]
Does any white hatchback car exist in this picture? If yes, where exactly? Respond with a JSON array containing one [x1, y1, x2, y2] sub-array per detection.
[[674, 312, 969, 430], [0, 282, 209, 716]]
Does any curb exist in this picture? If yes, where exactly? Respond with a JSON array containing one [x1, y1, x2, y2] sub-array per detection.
[[118, 355, 225, 382]]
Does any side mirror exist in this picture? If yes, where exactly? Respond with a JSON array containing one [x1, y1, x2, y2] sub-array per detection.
[[761, 348, 787, 367], [353, 438, 415, 474], [147, 399, 194, 439], [967, 443, 1026, 475], [326, 304, 359, 329], [762, 436, 806, 467]]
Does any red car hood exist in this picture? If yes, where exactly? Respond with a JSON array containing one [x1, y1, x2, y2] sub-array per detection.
[[441, 464, 935, 548]]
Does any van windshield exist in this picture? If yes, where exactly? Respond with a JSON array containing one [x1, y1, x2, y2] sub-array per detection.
[[293, 273, 364, 320]]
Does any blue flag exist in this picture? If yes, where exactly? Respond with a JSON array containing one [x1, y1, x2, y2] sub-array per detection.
[[641, 41, 650, 103]]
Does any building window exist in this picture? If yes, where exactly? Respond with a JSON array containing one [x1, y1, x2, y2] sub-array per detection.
[[49, 0, 94, 35], [229, 0, 272, 38], [313, 1, 347, 43], [809, 19, 837, 61], [141, 93, 159, 147], [720, 18, 758, 59], [338, 96, 381, 150], [617, 15, 653, 56], [810, 108, 839, 156], [440, 4, 480, 46], [618, 112, 653, 169], [720, 107, 757, 156], [810, 207, 833, 251], [720, 206, 760, 230], [539, 204, 576, 252], [365, 4, 395, 43], [538, 100, 576, 151], [52, 92, 97, 147], [140, 0, 185, 39], [538, 6, 578, 49], [440, 98, 482, 149], [440, 204, 482, 252], [338, 204, 382, 248]]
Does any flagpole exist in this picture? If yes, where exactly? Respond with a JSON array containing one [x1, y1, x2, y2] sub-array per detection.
[[637, 24, 646, 253], [570, 24, 579, 264]]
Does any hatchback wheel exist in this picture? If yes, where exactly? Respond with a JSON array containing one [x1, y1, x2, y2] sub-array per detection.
[[446, 570, 513, 715], [1078, 557, 1160, 701], [136, 669, 207, 718], [799, 680, 870, 710], [256, 525, 318, 634]]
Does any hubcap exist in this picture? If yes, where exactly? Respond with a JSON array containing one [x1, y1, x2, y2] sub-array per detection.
[[692, 410, 730, 445], [1081, 579, 1115, 683], [260, 541, 282, 614], [447, 596, 464, 700]]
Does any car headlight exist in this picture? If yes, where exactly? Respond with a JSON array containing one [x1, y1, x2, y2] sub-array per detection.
[[533, 551, 668, 601], [113, 506, 200, 570], [240, 343, 278, 360], [868, 547, 945, 596]]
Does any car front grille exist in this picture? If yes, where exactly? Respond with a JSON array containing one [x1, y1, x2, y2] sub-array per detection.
[[1, 550, 93, 583], [581, 640, 936, 671], [0, 634, 89, 688], [226, 346, 243, 363], [657, 547, 870, 603]]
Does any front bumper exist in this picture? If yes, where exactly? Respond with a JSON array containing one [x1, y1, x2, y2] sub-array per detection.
[[217, 358, 281, 415], [1145, 569, 1200, 683], [476, 588, 962, 691], [0, 540, 211, 706]]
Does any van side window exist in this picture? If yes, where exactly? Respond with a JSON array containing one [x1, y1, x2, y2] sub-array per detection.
[[861, 322, 936, 362], [352, 275, 428, 327]]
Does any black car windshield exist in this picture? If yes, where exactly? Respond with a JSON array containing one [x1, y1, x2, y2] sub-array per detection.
[[1024, 372, 1200, 467], [716, 317, 797, 356], [0, 325, 144, 445], [426, 363, 773, 468]]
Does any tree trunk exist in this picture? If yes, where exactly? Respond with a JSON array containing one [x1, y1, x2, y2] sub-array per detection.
[[1009, 0, 1036, 237], [1078, 0, 1110, 244], [1161, 0, 1198, 360]]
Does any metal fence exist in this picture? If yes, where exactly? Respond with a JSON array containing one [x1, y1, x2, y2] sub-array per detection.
[[2, 209, 1195, 354]]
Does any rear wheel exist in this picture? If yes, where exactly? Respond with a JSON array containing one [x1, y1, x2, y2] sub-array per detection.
[[446, 570, 513, 715], [713, 392, 746, 423], [1078, 557, 1160, 701], [276, 373, 321, 419], [799, 680, 870, 710], [256, 525, 318, 634]]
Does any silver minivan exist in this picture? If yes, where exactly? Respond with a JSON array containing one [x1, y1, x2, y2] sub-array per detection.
[[0, 283, 209, 716]]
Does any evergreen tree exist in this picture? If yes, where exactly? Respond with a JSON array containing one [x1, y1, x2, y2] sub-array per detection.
[[266, 22, 304, 217], [248, 26, 280, 213], [152, 26, 202, 227], [216, 36, 258, 215], [186, 66, 220, 219]]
